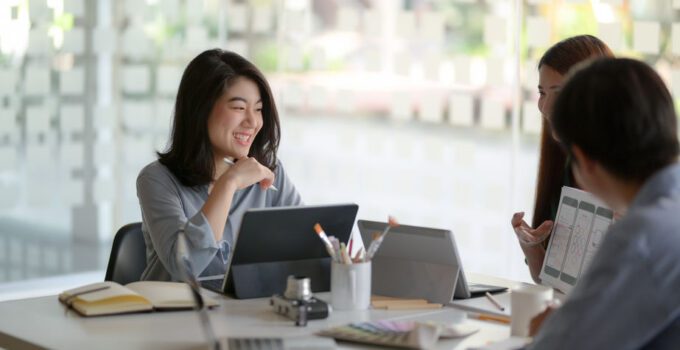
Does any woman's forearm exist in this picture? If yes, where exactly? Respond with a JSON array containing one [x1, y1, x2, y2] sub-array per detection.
[[521, 243, 546, 284], [201, 177, 237, 242]]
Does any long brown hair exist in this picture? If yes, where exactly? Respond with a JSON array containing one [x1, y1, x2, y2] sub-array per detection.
[[158, 49, 281, 187], [532, 35, 614, 229]]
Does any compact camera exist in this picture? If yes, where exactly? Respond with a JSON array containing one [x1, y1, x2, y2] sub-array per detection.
[[270, 275, 330, 326]]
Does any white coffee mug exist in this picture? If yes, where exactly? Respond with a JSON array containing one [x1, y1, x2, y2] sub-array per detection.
[[330, 261, 371, 311], [510, 284, 554, 337]]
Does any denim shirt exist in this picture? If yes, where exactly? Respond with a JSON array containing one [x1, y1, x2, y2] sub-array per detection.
[[136, 159, 302, 289], [529, 163, 680, 349]]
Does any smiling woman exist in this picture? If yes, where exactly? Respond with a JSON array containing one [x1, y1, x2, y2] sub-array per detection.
[[135, 49, 303, 290]]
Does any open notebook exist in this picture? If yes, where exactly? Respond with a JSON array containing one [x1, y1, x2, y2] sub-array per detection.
[[58, 281, 218, 317]]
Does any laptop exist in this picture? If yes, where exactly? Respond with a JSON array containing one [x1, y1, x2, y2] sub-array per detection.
[[219, 204, 358, 299], [357, 220, 507, 304]]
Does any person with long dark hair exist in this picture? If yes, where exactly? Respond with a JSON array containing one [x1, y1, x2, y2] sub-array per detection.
[[510, 35, 613, 283], [529, 58, 680, 349], [136, 49, 302, 289]]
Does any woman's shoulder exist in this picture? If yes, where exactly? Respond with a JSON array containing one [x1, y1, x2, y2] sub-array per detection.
[[137, 160, 180, 187]]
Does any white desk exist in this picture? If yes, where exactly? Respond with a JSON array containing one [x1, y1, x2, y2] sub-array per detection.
[[0, 274, 518, 350]]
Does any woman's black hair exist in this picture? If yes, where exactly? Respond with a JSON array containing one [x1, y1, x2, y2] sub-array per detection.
[[552, 58, 679, 182], [158, 49, 280, 187]]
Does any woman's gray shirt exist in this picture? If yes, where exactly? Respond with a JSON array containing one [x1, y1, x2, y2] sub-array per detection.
[[136, 160, 302, 287]]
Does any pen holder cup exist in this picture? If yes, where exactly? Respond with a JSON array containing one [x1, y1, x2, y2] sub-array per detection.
[[330, 261, 371, 311]]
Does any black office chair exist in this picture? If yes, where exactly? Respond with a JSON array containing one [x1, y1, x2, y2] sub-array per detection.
[[105, 222, 147, 285]]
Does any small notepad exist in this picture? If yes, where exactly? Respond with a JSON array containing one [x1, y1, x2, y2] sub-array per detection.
[[317, 320, 478, 349]]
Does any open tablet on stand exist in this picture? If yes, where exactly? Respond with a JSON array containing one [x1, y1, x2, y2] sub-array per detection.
[[221, 204, 358, 299]]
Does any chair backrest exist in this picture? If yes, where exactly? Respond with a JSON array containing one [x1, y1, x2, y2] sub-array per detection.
[[105, 222, 147, 285]]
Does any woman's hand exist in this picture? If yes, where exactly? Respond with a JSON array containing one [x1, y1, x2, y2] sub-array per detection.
[[222, 157, 275, 190], [511, 212, 553, 246]]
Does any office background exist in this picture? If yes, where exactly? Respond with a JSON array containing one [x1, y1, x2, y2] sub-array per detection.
[[0, 0, 678, 296]]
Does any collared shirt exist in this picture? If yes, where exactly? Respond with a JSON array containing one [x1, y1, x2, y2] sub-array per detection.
[[529, 163, 680, 349], [136, 159, 302, 289]]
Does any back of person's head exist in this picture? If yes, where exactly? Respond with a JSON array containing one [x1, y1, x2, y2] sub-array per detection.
[[552, 58, 680, 182], [539, 35, 614, 74], [158, 49, 280, 187]]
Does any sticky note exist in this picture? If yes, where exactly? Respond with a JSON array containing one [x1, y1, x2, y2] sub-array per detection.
[[0, 147, 17, 172], [227, 3, 247, 32], [122, 65, 150, 94], [523, 101, 542, 134], [526, 16, 550, 48], [122, 24, 152, 60], [396, 11, 416, 38], [480, 99, 505, 130], [336, 90, 356, 114], [154, 99, 174, 132], [60, 141, 84, 169], [253, 5, 272, 33], [156, 65, 181, 95], [63, 179, 84, 206], [454, 56, 472, 84], [448, 94, 474, 127], [60, 67, 85, 95], [420, 94, 443, 123], [307, 86, 329, 111], [0, 69, 17, 94], [282, 84, 305, 109], [26, 105, 51, 135], [0, 107, 17, 134], [185, 26, 209, 53], [484, 16, 506, 46], [421, 12, 445, 42], [337, 7, 359, 31], [309, 47, 327, 71], [93, 105, 115, 129], [93, 27, 117, 53], [424, 55, 440, 81], [226, 39, 248, 56], [672, 23, 680, 56], [598, 22, 624, 52], [633, 21, 660, 55], [486, 57, 507, 86], [524, 60, 539, 90], [62, 27, 85, 54], [64, 0, 85, 17], [122, 101, 153, 130], [24, 66, 50, 96], [94, 141, 115, 166], [671, 69, 680, 100], [60, 103, 85, 134], [394, 52, 412, 76], [363, 10, 381, 37], [390, 91, 412, 121], [287, 46, 304, 71]]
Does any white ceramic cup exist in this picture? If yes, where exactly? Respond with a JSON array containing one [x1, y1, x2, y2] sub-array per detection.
[[330, 261, 371, 311], [510, 284, 554, 337]]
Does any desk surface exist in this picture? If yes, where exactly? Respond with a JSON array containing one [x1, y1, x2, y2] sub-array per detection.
[[0, 273, 519, 350]]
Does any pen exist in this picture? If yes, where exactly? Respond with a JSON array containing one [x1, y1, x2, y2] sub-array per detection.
[[223, 158, 279, 191], [467, 312, 511, 324], [485, 292, 505, 311], [62, 286, 111, 306]]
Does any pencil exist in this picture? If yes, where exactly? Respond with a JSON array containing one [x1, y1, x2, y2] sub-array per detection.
[[467, 312, 511, 324], [485, 291, 505, 311]]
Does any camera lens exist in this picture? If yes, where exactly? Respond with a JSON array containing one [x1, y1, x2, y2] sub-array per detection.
[[284, 275, 312, 301]]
